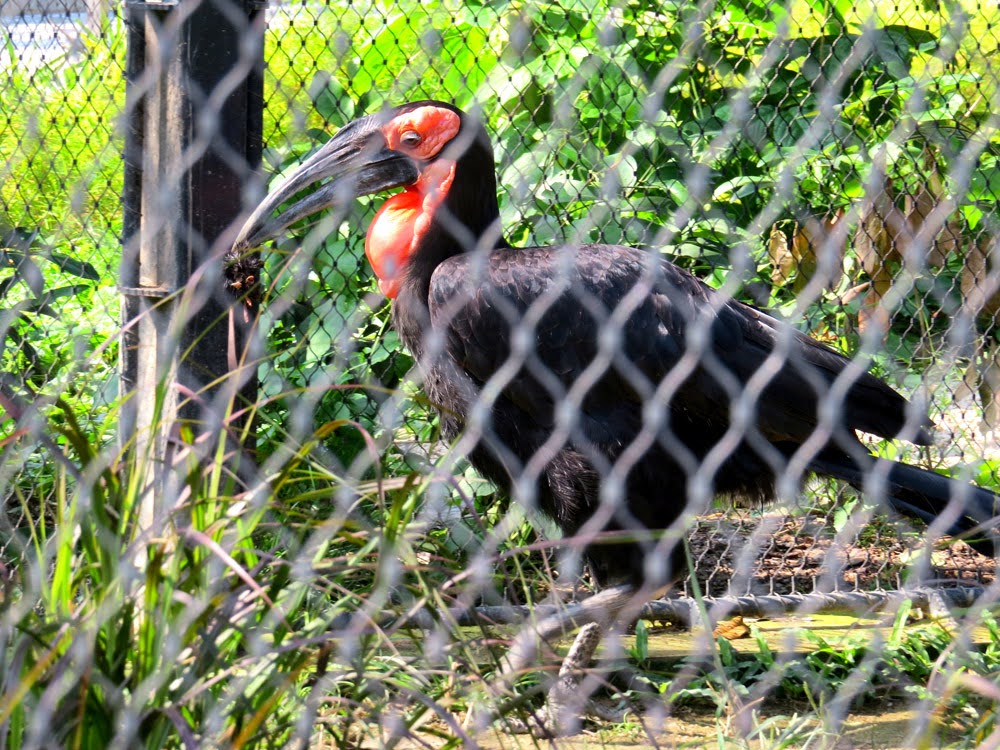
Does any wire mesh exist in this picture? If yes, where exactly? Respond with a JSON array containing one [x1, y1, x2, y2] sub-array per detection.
[[0, 4, 122, 568], [1, 0, 1000, 746]]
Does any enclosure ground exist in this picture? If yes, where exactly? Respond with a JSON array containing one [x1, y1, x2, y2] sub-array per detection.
[[464, 704, 951, 749], [451, 609, 995, 662], [365, 612, 990, 748]]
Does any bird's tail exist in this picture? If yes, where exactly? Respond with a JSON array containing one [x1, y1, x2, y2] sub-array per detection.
[[807, 449, 1000, 557]]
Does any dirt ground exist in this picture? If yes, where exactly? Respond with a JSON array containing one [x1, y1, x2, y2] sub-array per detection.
[[365, 609, 990, 750], [465, 702, 954, 749], [356, 510, 996, 749]]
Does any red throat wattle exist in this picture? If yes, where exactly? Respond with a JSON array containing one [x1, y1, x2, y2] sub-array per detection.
[[365, 159, 455, 298]]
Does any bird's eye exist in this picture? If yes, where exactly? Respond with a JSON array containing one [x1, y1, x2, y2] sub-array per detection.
[[400, 130, 422, 148]]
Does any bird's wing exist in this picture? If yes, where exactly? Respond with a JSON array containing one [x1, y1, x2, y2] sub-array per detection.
[[723, 300, 930, 442], [427, 245, 611, 423], [427, 244, 925, 444]]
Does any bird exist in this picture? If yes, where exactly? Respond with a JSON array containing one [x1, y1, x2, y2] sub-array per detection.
[[231, 100, 999, 733]]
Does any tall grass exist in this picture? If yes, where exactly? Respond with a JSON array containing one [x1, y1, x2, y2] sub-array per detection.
[[0, 384, 495, 748], [4, 389, 999, 747]]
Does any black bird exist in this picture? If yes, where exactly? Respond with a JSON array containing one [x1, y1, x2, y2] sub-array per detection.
[[232, 100, 998, 730]]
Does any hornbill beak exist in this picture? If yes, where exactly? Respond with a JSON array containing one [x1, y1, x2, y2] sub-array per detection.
[[232, 114, 420, 251]]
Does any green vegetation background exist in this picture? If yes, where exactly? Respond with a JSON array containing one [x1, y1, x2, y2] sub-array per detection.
[[0, 0, 998, 747]]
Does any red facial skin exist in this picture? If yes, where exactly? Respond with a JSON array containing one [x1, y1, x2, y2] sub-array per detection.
[[364, 106, 460, 297]]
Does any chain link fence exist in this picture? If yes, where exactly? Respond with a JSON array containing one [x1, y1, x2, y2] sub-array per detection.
[[255, 0, 1000, 598], [1, 0, 1000, 746], [1, 3, 123, 570]]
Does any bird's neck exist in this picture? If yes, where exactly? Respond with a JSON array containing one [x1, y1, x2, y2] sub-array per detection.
[[389, 145, 507, 361], [366, 137, 508, 306], [403, 161, 507, 297]]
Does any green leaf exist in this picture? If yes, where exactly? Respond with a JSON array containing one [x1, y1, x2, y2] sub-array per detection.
[[712, 175, 763, 201], [962, 204, 984, 229], [630, 619, 649, 662], [889, 600, 912, 648], [0, 225, 40, 252], [440, 25, 497, 104], [47, 253, 100, 281], [311, 72, 355, 126], [969, 162, 1000, 202]]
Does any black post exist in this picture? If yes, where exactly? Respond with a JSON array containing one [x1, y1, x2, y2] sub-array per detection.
[[120, 3, 145, 443], [122, 0, 264, 525]]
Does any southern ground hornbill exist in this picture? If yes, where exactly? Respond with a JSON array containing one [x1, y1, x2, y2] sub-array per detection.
[[232, 101, 999, 732]]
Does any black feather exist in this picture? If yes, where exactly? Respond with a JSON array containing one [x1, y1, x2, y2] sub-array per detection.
[[381, 106, 998, 586]]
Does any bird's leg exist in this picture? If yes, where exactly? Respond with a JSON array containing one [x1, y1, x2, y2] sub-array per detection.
[[544, 620, 604, 735], [470, 582, 665, 737], [544, 582, 671, 735]]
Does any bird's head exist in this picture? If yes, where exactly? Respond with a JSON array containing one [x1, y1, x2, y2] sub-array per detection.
[[233, 100, 497, 298]]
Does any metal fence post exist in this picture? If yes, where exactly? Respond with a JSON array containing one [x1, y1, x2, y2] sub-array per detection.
[[121, 0, 264, 531]]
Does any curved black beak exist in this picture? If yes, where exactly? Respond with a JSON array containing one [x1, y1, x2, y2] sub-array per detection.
[[233, 114, 420, 251]]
